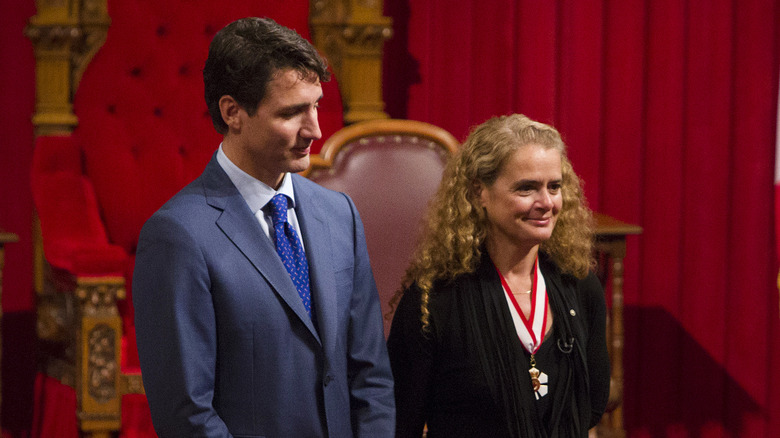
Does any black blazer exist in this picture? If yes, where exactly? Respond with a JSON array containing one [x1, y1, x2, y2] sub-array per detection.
[[387, 251, 610, 438]]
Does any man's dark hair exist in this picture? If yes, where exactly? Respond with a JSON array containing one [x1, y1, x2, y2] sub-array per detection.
[[203, 17, 330, 134]]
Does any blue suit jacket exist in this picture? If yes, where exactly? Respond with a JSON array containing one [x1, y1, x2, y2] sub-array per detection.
[[133, 156, 395, 437]]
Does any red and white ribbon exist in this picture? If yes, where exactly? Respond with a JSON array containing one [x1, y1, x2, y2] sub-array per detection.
[[497, 256, 548, 354]]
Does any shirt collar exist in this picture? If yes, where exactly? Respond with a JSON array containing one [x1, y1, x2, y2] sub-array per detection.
[[216, 143, 297, 214]]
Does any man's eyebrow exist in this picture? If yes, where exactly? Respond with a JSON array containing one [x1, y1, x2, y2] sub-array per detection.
[[279, 94, 324, 112]]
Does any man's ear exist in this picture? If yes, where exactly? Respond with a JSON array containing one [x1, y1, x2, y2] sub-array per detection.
[[219, 96, 242, 131]]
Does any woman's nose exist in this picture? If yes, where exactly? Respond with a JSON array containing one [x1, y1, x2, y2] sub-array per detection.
[[537, 189, 554, 208]]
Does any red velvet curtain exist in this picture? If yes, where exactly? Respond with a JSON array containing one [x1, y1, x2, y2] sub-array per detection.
[[0, 2, 37, 436], [384, 1, 780, 437]]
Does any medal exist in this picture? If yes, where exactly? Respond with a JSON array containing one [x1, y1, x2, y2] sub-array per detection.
[[528, 354, 548, 399], [497, 256, 550, 399], [529, 356, 541, 391]]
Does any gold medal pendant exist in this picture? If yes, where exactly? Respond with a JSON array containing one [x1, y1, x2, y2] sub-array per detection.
[[529, 367, 541, 391], [529, 354, 541, 391], [529, 354, 548, 399]]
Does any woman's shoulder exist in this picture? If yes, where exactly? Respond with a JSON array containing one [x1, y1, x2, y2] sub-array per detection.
[[431, 271, 483, 301], [578, 271, 604, 295], [539, 254, 604, 308], [571, 271, 606, 322], [540, 252, 600, 287], [396, 273, 476, 320], [399, 278, 460, 307]]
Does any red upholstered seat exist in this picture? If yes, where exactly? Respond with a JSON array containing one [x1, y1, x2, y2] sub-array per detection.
[[304, 119, 460, 336], [31, 2, 342, 437]]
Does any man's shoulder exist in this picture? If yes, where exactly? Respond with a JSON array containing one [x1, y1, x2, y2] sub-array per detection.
[[291, 173, 333, 192], [291, 173, 351, 205], [141, 174, 215, 235], [156, 177, 208, 214]]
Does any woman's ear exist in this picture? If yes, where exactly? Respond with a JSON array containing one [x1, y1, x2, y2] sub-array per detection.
[[471, 181, 484, 207], [219, 95, 242, 131]]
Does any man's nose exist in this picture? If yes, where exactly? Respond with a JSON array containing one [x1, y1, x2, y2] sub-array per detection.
[[301, 110, 321, 140]]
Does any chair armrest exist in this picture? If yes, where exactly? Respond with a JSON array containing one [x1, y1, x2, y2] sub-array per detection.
[[32, 135, 128, 276]]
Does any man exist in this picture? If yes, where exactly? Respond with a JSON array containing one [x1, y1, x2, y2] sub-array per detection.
[[133, 17, 395, 437]]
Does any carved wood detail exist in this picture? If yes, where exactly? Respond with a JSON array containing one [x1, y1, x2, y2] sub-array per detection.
[[310, 0, 392, 123], [26, 0, 110, 135], [86, 324, 117, 403], [74, 276, 125, 434]]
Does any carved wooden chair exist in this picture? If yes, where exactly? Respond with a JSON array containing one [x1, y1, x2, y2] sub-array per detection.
[[303, 119, 460, 335], [26, 1, 391, 437]]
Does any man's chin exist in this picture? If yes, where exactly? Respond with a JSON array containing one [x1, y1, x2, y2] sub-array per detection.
[[288, 155, 311, 174]]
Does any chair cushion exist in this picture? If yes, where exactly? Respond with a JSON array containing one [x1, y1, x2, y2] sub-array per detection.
[[309, 134, 452, 334]]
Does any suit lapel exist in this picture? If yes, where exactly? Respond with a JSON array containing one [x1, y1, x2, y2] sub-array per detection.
[[202, 157, 321, 344], [292, 175, 338, 356]]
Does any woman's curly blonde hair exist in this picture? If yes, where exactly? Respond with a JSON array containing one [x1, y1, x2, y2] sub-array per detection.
[[392, 114, 595, 329]]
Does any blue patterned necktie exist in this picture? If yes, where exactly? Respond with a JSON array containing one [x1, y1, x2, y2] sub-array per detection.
[[269, 193, 312, 318]]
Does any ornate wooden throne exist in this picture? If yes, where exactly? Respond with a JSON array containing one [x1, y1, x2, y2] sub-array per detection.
[[26, 1, 392, 436]]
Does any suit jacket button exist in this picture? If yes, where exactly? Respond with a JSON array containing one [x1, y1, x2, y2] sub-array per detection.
[[323, 375, 333, 386]]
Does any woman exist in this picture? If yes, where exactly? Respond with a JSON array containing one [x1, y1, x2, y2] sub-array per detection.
[[387, 114, 610, 438]]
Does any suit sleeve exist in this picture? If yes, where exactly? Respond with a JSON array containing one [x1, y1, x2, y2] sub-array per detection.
[[343, 194, 396, 437], [580, 272, 611, 428], [133, 213, 232, 438]]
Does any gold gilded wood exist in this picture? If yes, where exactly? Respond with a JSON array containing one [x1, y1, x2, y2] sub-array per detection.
[[26, 0, 110, 136], [36, 270, 126, 437], [310, 0, 393, 123], [27, 1, 110, 372], [120, 373, 146, 396], [75, 276, 125, 434]]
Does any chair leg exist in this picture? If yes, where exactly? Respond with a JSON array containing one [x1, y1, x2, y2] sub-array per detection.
[[74, 276, 125, 436]]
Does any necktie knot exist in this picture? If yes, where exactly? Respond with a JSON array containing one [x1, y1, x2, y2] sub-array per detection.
[[269, 193, 289, 227]]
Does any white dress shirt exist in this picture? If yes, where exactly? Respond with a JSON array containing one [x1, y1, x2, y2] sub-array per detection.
[[216, 144, 305, 250]]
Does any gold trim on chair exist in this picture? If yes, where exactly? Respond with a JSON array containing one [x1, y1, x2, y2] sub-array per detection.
[[304, 119, 460, 176]]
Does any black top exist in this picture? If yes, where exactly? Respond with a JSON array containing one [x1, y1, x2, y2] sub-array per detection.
[[387, 252, 611, 438]]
